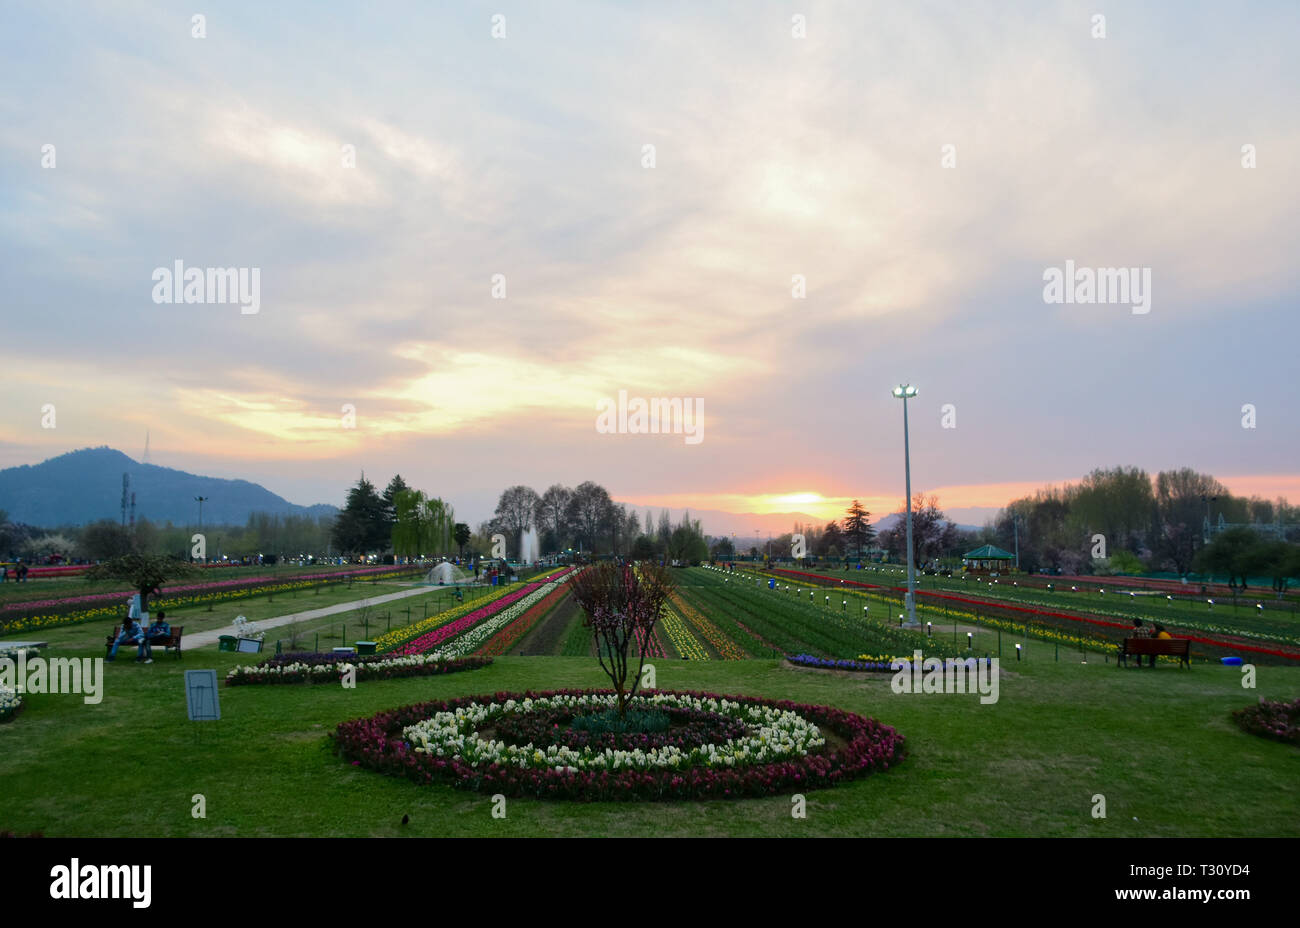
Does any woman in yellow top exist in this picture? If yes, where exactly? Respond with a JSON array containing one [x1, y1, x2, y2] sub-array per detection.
[[1154, 624, 1172, 639]]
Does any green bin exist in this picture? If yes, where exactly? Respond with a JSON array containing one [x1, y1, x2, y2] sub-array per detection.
[[355, 641, 376, 655], [218, 635, 238, 652]]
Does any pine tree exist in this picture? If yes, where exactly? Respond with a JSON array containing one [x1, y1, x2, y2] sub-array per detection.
[[842, 500, 876, 559], [332, 473, 388, 555]]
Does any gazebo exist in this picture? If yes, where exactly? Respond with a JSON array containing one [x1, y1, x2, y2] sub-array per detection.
[[962, 544, 1016, 573]]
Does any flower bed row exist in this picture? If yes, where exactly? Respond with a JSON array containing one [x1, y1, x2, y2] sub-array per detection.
[[767, 568, 1300, 662], [0, 565, 420, 636], [658, 605, 709, 660], [225, 651, 491, 686], [477, 578, 573, 657], [787, 653, 995, 673], [372, 567, 570, 653], [669, 591, 747, 660], [333, 688, 906, 801], [436, 571, 574, 657]]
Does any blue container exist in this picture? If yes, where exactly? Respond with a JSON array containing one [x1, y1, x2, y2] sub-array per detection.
[[768, 578, 775, 589], [1220, 656, 1243, 666]]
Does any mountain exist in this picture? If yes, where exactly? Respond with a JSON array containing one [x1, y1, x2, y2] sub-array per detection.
[[0, 447, 337, 527]]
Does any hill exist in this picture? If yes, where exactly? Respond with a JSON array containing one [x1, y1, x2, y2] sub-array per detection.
[[0, 447, 337, 527]]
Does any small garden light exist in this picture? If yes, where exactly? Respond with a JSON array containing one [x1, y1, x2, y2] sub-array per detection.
[[1015, 643, 1022, 661]]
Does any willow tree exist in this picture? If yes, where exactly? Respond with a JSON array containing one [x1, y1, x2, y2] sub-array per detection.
[[392, 490, 456, 559], [568, 562, 674, 717]]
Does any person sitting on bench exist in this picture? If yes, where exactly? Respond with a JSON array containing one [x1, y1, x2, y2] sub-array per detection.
[[1131, 618, 1154, 667], [138, 611, 171, 662], [1154, 624, 1172, 639], [107, 616, 146, 662]]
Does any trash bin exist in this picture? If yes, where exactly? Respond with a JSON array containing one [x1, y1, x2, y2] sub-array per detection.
[[218, 635, 238, 652], [355, 641, 376, 655], [768, 578, 775, 589]]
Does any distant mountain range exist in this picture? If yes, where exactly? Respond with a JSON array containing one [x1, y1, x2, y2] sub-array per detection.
[[0, 447, 337, 527]]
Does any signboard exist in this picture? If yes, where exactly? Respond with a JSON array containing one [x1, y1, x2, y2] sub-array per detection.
[[184, 669, 220, 721], [235, 637, 262, 653]]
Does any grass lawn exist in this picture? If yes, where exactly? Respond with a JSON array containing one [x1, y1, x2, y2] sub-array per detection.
[[2, 646, 1295, 837]]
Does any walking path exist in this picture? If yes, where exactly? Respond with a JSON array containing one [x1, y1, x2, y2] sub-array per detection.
[[184, 585, 453, 649]]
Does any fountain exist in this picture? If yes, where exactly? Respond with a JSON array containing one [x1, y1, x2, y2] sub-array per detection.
[[519, 526, 539, 564]]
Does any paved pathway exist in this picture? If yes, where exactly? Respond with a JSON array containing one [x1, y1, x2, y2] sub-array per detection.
[[183, 585, 458, 649]]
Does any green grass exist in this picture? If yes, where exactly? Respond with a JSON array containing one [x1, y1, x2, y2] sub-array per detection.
[[2, 645, 1295, 836]]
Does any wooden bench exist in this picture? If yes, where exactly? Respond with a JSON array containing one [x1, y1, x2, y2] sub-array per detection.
[[104, 625, 185, 660], [1118, 636, 1190, 668]]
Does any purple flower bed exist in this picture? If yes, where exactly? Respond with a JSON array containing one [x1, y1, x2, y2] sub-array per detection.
[[491, 705, 750, 753], [333, 688, 907, 801], [787, 654, 897, 672], [1232, 697, 1299, 745], [786, 654, 995, 673]]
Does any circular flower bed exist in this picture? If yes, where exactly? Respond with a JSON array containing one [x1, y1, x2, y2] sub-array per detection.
[[333, 688, 905, 801], [491, 704, 751, 753], [1232, 697, 1299, 745]]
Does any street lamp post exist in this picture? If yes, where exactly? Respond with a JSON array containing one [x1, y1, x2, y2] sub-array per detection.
[[194, 496, 209, 562], [892, 384, 920, 627]]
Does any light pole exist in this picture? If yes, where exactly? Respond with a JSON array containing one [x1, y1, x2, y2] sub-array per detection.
[[892, 384, 920, 627], [194, 496, 209, 562]]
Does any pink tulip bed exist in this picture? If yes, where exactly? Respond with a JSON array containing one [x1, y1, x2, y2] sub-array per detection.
[[333, 688, 906, 801], [392, 572, 572, 656]]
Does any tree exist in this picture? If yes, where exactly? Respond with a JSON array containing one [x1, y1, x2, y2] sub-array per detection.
[[493, 485, 541, 557], [568, 562, 674, 718], [538, 485, 573, 552], [566, 482, 613, 553], [454, 523, 471, 558], [1155, 468, 1229, 575], [79, 520, 136, 560], [21, 533, 76, 562], [381, 474, 411, 529], [880, 495, 956, 567], [87, 554, 197, 614], [391, 489, 426, 560], [820, 521, 844, 558], [842, 501, 875, 558], [1196, 527, 1264, 590], [631, 535, 657, 560], [332, 474, 388, 556]]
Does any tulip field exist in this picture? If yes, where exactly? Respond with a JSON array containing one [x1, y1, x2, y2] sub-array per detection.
[[2, 561, 1297, 836]]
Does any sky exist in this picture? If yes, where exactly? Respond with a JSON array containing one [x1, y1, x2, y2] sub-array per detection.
[[1, 1, 1297, 532]]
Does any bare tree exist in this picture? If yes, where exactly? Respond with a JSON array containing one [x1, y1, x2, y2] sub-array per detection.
[[568, 563, 674, 718]]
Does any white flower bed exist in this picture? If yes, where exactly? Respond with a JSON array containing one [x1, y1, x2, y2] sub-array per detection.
[[0, 684, 21, 719], [225, 650, 451, 683], [437, 579, 566, 657], [402, 692, 824, 772]]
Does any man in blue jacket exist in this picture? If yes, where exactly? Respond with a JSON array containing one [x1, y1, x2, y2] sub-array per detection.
[[139, 612, 171, 661], [107, 616, 146, 662]]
